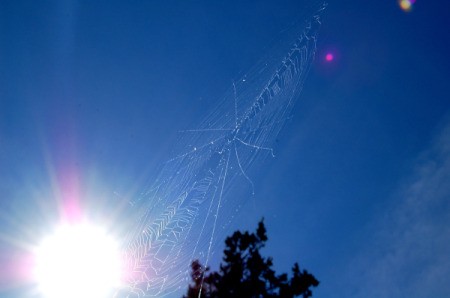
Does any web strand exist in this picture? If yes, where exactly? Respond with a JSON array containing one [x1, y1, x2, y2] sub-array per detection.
[[117, 4, 325, 297]]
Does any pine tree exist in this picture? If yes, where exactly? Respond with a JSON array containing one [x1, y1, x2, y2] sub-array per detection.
[[184, 220, 319, 298]]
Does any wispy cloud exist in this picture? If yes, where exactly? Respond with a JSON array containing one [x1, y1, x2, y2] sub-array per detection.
[[348, 120, 450, 297]]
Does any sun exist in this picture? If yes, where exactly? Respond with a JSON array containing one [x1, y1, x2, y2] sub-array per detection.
[[33, 223, 122, 298]]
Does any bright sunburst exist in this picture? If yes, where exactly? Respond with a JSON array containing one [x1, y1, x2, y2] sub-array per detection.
[[33, 223, 122, 298]]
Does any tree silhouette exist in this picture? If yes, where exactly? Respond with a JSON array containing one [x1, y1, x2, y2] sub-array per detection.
[[184, 220, 319, 298]]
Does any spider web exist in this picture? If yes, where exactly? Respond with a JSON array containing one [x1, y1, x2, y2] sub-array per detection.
[[115, 4, 326, 297]]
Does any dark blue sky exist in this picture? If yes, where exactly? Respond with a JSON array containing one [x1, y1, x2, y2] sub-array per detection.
[[1, 1, 449, 297]]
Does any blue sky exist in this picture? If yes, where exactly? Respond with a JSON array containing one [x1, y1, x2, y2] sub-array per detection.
[[1, 0, 449, 297]]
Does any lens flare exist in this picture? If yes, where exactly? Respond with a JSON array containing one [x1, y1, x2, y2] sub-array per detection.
[[325, 53, 334, 62], [399, 0, 416, 12]]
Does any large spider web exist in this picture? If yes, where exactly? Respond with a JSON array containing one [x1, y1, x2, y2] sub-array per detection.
[[115, 4, 325, 297]]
